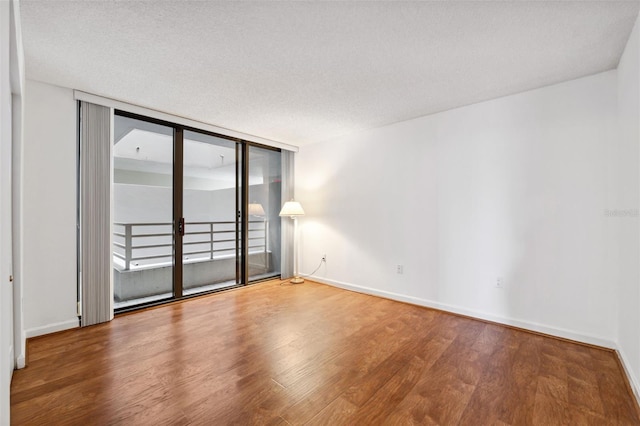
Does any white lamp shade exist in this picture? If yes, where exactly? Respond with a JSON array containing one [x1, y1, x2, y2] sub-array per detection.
[[279, 201, 305, 217], [248, 203, 266, 216]]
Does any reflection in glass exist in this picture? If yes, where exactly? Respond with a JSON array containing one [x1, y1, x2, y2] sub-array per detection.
[[248, 146, 282, 281]]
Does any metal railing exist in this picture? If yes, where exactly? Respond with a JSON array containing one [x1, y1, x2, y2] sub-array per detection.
[[113, 220, 268, 271]]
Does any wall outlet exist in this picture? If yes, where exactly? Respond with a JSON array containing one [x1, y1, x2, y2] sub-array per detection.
[[397, 264, 404, 274], [496, 277, 504, 288]]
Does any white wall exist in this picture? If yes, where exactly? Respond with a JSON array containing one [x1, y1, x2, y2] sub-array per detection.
[[10, 0, 25, 371], [0, 2, 14, 423], [616, 13, 640, 400], [1, 0, 25, 422], [297, 70, 619, 347], [22, 79, 78, 337]]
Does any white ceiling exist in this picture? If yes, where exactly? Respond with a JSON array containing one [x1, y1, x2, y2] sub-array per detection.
[[20, 1, 640, 147]]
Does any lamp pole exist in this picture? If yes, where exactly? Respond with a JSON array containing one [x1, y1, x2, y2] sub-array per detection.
[[291, 216, 304, 284]]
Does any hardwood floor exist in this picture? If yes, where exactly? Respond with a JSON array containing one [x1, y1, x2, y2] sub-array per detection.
[[10, 280, 640, 425]]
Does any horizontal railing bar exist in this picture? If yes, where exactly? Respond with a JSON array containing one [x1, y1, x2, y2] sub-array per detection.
[[188, 230, 238, 233], [184, 239, 236, 246], [132, 243, 173, 250], [184, 250, 214, 256], [113, 242, 125, 249], [114, 221, 266, 227], [127, 229, 255, 238], [131, 248, 250, 262], [131, 231, 237, 238], [186, 222, 227, 225], [130, 254, 173, 261], [114, 222, 173, 227], [113, 232, 126, 238], [184, 249, 236, 256], [186, 221, 260, 225], [113, 253, 126, 260], [130, 248, 242, 258], [185, 230, 251, 235], [131, 231, 249, 238]]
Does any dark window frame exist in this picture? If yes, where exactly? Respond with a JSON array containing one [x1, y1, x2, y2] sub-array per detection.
[[113, 110, 282, 314]]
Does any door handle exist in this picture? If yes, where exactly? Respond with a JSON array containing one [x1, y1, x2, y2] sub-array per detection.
[[178, 218, 185, 236]]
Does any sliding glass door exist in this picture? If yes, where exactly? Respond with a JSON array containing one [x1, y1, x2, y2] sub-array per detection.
[[248, 145, 281, 281], [113, 111, 281, 311], [182, 130, 240, 295], [113, 115, 175, 309]]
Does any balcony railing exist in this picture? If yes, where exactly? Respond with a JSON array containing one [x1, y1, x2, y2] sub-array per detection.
[[113, 220, 268, 271]]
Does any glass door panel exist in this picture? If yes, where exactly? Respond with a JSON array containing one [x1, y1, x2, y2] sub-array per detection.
[[182, 130, 239, 295], [113, 115, 175, 309], [112, 111, 284, 312], [248, 146, 282, 281]]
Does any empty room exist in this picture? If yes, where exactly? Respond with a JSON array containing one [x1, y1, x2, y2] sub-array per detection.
[[2, 0, 640, 424]]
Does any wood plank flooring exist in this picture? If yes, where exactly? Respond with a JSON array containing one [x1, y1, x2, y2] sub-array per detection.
[[10, 280, 640, 425]]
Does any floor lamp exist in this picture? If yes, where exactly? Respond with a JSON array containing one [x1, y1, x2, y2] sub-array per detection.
[[279, 200, 305, 284]]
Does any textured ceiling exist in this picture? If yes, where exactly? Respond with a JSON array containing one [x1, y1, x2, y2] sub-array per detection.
[[20, 1, 640, 146]]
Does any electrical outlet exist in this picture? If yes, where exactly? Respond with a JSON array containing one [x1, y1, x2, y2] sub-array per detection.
[[397, 264, 404, 274], [322, 254, 327, 262], [496, 277, 503, 288]]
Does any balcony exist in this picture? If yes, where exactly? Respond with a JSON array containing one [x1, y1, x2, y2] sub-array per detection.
[[113, 220, 274, 308]]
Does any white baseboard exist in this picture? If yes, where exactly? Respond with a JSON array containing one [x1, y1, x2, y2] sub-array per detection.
[[25, 318, 78, 338], [16, 330, 26, 369], [15, 354, 25, 369], [311, 276, 616, 349], [615, 346, 640, 409]]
